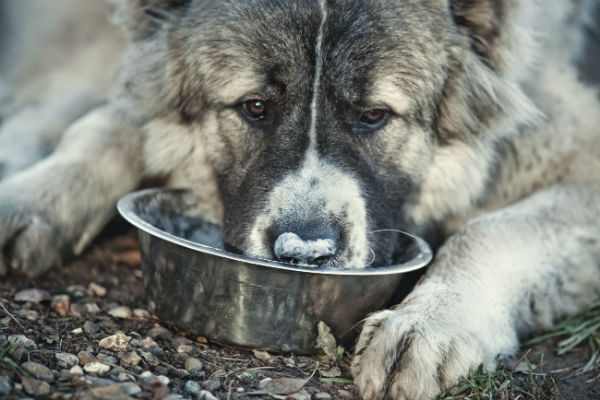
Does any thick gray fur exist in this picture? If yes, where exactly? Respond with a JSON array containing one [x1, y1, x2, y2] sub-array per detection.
[[1, 1, 599, 399]]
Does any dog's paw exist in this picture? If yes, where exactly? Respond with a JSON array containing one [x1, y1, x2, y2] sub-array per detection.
[[0, 198, 63, 277], [352, 307, 491, 400]]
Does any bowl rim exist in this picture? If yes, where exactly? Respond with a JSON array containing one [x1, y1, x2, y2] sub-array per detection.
[[117, 188, 433, 276]]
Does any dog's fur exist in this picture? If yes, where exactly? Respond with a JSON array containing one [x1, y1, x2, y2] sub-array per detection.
[[1, 0, 600, 398]]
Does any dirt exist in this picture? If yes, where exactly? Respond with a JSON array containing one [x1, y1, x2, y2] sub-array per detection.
[[0, 222, 598, 400]]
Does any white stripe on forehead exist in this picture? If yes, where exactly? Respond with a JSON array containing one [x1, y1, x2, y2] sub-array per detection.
[[308, 0, 328, 150]]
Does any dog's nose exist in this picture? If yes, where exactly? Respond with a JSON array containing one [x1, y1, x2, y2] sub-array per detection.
[[273, 226, 339, 266]]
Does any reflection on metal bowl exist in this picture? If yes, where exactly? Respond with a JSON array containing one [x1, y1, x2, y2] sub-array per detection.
[[117, 188, 432, 354]]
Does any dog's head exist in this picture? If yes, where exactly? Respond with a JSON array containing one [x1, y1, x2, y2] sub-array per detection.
[[113, 0, 540, 267]]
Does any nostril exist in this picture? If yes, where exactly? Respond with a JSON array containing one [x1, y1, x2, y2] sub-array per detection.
[[273, 232, 337, 266]]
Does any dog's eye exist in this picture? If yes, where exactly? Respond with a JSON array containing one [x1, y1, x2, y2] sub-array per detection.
[[360, 110, 386, 125], [243, 100, 267, 119]]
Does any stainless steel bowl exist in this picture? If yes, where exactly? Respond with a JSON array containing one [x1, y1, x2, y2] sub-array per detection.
[[117, 188, 432, 353]]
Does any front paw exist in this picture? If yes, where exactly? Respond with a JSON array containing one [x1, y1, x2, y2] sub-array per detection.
[[0, 197, 63, 277], [351, 308, 493, 400]]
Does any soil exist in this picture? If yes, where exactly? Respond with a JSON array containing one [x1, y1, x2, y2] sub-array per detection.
[[0, 221, 598, 400]]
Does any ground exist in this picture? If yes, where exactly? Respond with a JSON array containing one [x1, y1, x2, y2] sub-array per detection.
[[0, 220, 599, 400]]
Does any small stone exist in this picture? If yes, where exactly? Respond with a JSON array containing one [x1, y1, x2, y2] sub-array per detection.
[[197, 390, 218, 400], [84, 303, 101, 314], [99, 333, 131, 352], [89, 385, 133, 400], [84, 361, 111, 374], [69, 365, 84, 376], [133, 308, 150, 318], [16, 309, 40, 321], [14, 288, 51, 303], [157, 375, 170, 386], [163, 396, 185, 400], [120, 382, 142, 396], [140, 371, 154, 379], [185, 357, 203, 372], [88, 282, 107, 297], [148, 326, 171, 338], [108, 306, 132, 319], [78, 351, 96, 365], [338, 389, 354, 398], [177, 344, 193, 353], [314, 393, 333, 400], [21, 361, 53, 381], [67, 284, 87, 297], [129, 338, 141, 347], [115, 372, 136, 382], [236, 387, 244, 392], [71, 327, 84, 335], [50, 295, 70, 316], [83, 321, 101, 335], [202, 378, 221, 392], [121, 351, 142, 366], [141, 337, 159, 349], [0, 376, 12, 395], [8, 334, 37, 350], [56, 352, 79, 368], [141, 351, 158, 366], [184, 380, 201, 395], [22, 377, 51, 396], [103, 356, 118, 364]]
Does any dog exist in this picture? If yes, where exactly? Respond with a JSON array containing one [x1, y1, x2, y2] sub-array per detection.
[[1, 0, 599, 398]]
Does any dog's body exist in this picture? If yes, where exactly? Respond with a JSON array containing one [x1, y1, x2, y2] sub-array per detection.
[[1, 0, 599, 398]]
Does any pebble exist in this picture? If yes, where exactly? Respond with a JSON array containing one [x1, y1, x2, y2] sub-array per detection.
[[16, 309, 40, 321], [141, 336, 159, 349], [115, 372, 136, 382], [89, 385, 134, 400], [67, 284, 88, 297], [185, 357, 203, 372], [22, 377, 51, 396], [120, 382, 142, 396], [184, 380, 201, 395], [148, 326, 171, 338], [78, 351, 96, 365], [84, 321, 101, 335], [129, 338, 141, 347], [84, 361, 111, 374], [71, 327, 84, 335], [133, 308, 151, 318], [121, 351, 142, 366], [177, 344, 194, 353], [141, 351, 158, 366], [197, 390, 219, 400], [103, 355, 118, 364], [202, 378, 221, 393], [14, 288, 51, 303], [88, 282, 107, 297], [314, 393, 333, 400], [99, 332, 131, 352], [21, 361, 53, 381], [236, 387, 245, 392], [56, 352, 79, 368], [50, 294, 70, 316], [157, 375, 170, 386], [338, 389, 354, 398], [69, 365, 84, 376], [7, 334, 37, 350], [0, 376, 12, 395], [108, 306, 132, 319], [84, 303, 101, 314]]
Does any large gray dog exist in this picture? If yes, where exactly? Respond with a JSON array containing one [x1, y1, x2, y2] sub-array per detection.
[[1, 0, 599, 398]]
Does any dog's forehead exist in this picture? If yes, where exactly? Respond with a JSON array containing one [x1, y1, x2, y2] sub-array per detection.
[[175, 0, 449, 104]]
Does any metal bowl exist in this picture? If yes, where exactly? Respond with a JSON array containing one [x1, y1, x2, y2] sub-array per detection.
[[117, 188, 432, 354]]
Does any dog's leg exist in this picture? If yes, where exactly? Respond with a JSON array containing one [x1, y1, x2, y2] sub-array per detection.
[[0, 95, 103, 180], [0, 105, 142, 276], [352, 184, 600, 400]]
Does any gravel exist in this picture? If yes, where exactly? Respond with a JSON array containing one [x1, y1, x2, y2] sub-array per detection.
[[2, 231, 593, 400]]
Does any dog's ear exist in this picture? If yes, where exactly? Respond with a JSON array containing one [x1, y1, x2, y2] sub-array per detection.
[[107, 0, 191, 40], [449, 0, 538, 79], [435, 0, 542, 141]]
